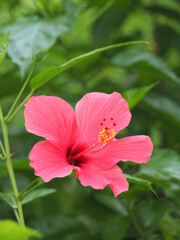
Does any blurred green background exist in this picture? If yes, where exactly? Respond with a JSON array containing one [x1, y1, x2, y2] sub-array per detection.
[[0, 0, 180, 239]]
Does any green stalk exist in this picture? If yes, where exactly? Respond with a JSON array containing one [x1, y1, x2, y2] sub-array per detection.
[[21, 181, 45, 200], [14, 208, 21, 225], [6, 90, 34, 123], [0, 105, 25, 227], [0, 139, 6, 157], [19, 177, 41, 199], [5, 65, 35, 122]]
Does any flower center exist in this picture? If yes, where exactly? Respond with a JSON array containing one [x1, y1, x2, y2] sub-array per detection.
[[67, 144, 88, 166], [67, 117, 117, 165]]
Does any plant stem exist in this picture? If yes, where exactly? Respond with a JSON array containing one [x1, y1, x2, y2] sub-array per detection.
[[14, 208, 21, 225], [19, 177, 41, 199], [0, 105, 25, 227], [6, 90, 34, 123], [0, 139, 6, 157], [5, 65, 35, 121], [21, 181, 45, 199], [93, 0, 114, 23]]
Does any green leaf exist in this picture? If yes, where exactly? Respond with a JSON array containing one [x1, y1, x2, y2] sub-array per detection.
[[125, 174, 158, 197], [94, 193, 128, 215], [143, 93, 180, 130], [145, 5, 180, 23], [122, 82, 157, 109], [140, 149, 180, 181], [102, 215, 130, 240], [0, 32, 9, 66], [0, 60, 21, 98], [22, 188, 56, 205], [134, 199, 174, 230], [30, 41, 148, 90], [0, 192, 17, 208], [111, 49, 180, 85], [121, 9, 153, 39], [0, 219, 42, 240], [2, 15, 75, 77]]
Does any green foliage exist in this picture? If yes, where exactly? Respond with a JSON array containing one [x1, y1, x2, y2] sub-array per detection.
[[125, 174, 158, 197], [30, 215, 85, 239], [0, 192, 16, 208], [111, 49, 180, 85], [22, 188, 56, 205], [102, 215, 130, 240], [0, 219, 42, 240], [0, 158, 29, 170], [30, 41, 147, 91], [0, 0, 180, 239], [143, 93, 180, 131], [0, 32, 9, 67], [94, 193, 128, 215], [139, 149, 180, 182], [2, 15, 76, 77], [122, 82, 157, 109]]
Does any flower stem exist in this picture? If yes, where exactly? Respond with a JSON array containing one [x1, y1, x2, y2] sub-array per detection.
[[0, 105, 25, 227], [19, 177, 42, 199], [0, 139, 6, 157], [14, 208, 21, 225], [6, 90, 34, 123], [5, 65, 35, 121], [21, 181, 44, 199]]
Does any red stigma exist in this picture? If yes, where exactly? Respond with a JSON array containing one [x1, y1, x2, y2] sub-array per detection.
[[103, 118, 106, 121], [105, 127, 108, 130], [113, 123, 116, 126], [100, 123, 103, 126], [110, 118, 114, 120]]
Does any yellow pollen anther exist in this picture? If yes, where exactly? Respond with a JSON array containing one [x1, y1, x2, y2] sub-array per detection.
[[98, 127, 115, 147]]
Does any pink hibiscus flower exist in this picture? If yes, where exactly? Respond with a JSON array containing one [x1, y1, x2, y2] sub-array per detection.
[[24, 92, 153, 197]]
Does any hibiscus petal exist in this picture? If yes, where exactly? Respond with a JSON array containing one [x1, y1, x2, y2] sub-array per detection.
[[74, 165, 129, 197], [29, 141, 73, 182], [24, 96, 78, 148], [87, 135, 153, 169], [75, 92, 131, 147]]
